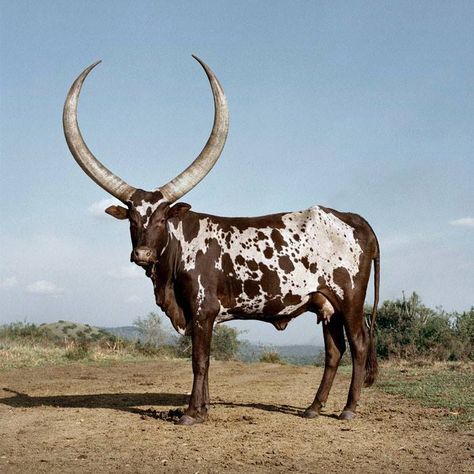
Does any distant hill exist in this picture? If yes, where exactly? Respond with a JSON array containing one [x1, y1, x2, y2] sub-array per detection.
[[100, 325, 142, 341], [101, 326, 178, 345], [40, 321, 113, 342]]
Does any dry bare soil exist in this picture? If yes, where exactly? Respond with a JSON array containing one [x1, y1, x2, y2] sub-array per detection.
[[0, 360, 472, 473]]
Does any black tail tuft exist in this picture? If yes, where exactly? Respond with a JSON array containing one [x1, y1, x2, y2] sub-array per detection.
[[364, 333, 378, 387], [364, 253, 380, 387]]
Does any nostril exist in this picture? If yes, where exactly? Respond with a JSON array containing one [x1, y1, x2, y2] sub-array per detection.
[[133, 248, 154, 262]]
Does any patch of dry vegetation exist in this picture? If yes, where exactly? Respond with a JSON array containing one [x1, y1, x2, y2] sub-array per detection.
[[0, 322, 178, 370], [0, 337, 170, 370], [0, 319, 242, 370], [0, 339, 68, 369]]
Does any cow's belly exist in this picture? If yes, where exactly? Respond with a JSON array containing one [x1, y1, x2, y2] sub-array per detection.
[[217, 269, 317, 320]]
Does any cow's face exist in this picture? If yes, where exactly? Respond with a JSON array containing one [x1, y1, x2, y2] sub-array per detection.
[[105, 190, 191, 267]]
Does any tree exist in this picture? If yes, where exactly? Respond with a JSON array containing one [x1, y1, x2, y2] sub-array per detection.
[[133, 312, 167, 346]]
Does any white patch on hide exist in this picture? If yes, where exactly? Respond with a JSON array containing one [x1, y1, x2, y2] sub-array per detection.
[[169, 206, 363, 317], [135, 198, 166, 229], [196, 275, 205, 312]]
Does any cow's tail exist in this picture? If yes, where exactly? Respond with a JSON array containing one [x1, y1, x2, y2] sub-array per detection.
[[364, 245, 380, 387]]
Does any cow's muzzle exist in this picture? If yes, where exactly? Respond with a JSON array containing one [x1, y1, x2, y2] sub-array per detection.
[[131, 246, 157, 266]]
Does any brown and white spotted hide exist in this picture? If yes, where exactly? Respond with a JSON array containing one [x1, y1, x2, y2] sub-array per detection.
[[115, 190, 377, 336]]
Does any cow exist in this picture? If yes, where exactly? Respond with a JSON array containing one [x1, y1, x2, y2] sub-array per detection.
[[63, 56, 380, 425]]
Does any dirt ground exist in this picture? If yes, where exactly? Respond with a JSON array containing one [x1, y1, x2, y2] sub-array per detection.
[[0, 360, 472, 473]]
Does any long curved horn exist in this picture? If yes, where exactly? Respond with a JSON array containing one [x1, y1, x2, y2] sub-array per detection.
[[158, 55, 229, 203], [63, 61, 137, 202]]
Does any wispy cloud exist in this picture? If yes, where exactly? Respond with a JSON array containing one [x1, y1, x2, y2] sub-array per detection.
[[0, 276, 18, 289], [450, 217, 474, 228], [88, 198, 122, 218], [26, 280, 64, 296], [108, 265, 144, 280]]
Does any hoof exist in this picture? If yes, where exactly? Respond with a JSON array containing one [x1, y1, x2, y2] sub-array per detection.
[[338, 410, 356, 420], [177, 414, 199, 426], [302, 408, 319, 419]]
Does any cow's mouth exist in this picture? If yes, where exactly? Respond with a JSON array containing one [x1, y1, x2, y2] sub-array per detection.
[[134, 259, 156, 270], [145, 264, 155, 277]]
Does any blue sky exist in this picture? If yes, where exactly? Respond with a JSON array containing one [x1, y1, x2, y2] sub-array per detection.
[[1, 1, 473, 344]]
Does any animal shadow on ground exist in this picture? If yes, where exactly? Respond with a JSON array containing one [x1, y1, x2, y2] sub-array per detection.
[[1, 388, 188, 419], [214, 400, 340, 420], [1, 388, 339, 421]]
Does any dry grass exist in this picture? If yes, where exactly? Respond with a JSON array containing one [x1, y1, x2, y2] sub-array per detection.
[[0, 338, 178, 370], [0, 339, 67, 369]]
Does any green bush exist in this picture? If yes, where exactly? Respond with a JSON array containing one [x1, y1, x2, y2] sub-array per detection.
[[367, 293, 473, 361]]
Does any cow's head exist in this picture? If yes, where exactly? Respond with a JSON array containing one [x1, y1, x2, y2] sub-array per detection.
[[63, 56, 228, 267], [105, 190, 191, 267]]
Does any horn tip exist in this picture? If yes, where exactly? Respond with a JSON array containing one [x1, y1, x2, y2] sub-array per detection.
[[191, 54, 210, 73], [85, 60, 102, 74]]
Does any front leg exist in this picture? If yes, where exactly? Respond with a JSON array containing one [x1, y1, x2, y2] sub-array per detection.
[[178, 313, 215, 425]]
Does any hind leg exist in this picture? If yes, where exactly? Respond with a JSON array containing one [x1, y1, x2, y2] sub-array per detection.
[[303, 310, 345, 418], [339, 306, 369, 420]]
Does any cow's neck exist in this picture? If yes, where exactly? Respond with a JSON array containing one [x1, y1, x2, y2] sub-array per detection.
[[147, 225, 188, 334]]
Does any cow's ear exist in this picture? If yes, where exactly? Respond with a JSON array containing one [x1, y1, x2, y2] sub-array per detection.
[[167, 202, 191, 219], [105, 205, 129, 220]]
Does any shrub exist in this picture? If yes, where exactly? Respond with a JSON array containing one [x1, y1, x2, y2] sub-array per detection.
[[135, 342, 176, 358], [64, 341, 90, 360], [367, 293, 473, 361], [260, 350, 283, 364]]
